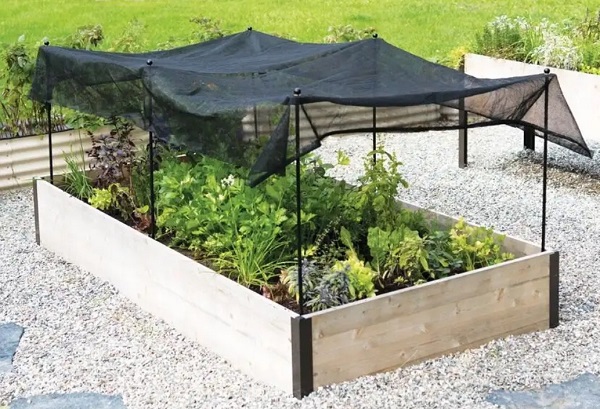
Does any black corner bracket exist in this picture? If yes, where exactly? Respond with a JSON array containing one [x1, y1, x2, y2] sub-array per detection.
[[33, 178, 40, 245], [291, 315, 313, 398], [549, 251, 560, 328]]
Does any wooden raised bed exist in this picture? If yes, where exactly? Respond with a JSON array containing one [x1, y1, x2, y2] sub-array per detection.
[[33, 178, 559, 398]]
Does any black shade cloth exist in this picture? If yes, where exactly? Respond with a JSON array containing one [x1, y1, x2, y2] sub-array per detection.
[[29, 29, 593, 185]]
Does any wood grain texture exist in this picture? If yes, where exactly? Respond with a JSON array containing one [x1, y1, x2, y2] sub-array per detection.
[[35, 180, 297, 394], [309, 252, 551, 388]]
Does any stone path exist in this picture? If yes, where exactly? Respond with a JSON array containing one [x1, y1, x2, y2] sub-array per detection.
[[8, 393, 127, 409], [0, 323, 23, 374], [1, 323, 127, 408], [487, 373, 600, 408]]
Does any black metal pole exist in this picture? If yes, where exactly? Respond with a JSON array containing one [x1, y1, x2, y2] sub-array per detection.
[[253, 105, 259, 141], [372, 107, 377, 164], [541, 68, 550, 252], [46, 102, 54, 184], [43, 40, 54, 184], [146, 59, 156, 239], [372, 33, 378, 165], [294, 88, 303, 315], [458, 55, 468, 168]]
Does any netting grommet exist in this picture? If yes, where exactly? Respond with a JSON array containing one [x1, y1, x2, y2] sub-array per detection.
[[146, 59, 153, 66], [293, 88, 301, 96]]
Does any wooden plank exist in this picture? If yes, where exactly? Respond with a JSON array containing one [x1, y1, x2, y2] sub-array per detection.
[[35, 180, 296, 394], [399, 199, 541, 256], [310, 252, 550, 388]]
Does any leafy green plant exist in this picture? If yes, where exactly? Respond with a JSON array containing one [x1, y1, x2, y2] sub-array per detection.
[[64, 24, 104, 49], [63, 152, 93, 200], [89, 187, 113, 210], [0, 35, 46, 137], [284, 259, 351, 312], [357, 147, 409, 230], [323, 24, 377, 43], [473, 15, 542, 62], [388, 227, 430, 285], [109, 19, 147, 52], [89, 182, 150, 230], [449, 218, 514, 271], [425, 229, 464, 278], [189, 17, 228, 42]]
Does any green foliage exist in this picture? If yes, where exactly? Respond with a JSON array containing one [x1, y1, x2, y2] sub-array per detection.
[[130, 149, 151, 208], [63, 24, 104, 49], [89, 182, 149, 231], [109, 19, 147, 53], [190, 17, 229, 42], [155, 156, 293, 288], [449, 218, 514, 271], [357, 147, 409, 230], [425, 229, 464, 278], [470, 12, 600, 73], [89, 187, 113, 210], [323, 24, 377, 43], [473, 16, 542, 62], [334, 226, 376, 300], [388, 227, 430, 285], [284, 259, 351, 312], [63, 152, 93, 200], [0, 35, 46, 136]]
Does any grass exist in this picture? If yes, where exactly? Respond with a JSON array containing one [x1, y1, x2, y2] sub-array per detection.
[[0, 0, 598, 60]]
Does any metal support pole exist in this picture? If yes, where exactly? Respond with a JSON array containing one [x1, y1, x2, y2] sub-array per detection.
[[294, 88, 304, 315], [372, 107, 377, 164], [541, 68, 550, 252], [46, 102, 54, 184], [43, 40, 54, 184], [146, 59, 156, 239], [458, 56, 468, 168], [524, 126, 535, 150], [253, 105, 259, 141]]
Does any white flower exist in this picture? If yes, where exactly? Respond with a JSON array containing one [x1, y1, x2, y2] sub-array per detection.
[[220, 174, 236, 187]]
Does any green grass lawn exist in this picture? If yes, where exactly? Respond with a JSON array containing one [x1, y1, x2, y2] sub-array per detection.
[[0, 0, 598, 59]]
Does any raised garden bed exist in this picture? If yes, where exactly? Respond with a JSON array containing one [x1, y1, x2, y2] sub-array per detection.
[[33, 177, 559, 397]]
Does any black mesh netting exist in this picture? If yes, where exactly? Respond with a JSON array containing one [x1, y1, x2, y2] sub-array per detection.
[[29, 29, 593, 186]]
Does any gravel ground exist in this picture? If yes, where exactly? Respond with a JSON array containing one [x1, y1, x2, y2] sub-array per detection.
[[1, 125, 599, 409]]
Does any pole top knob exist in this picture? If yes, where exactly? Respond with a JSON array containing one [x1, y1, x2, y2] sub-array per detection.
[[293, 88, 301, 96], [544, 68, 550, 74], [43, 41, 50, 46], [146, 59, 153, 66], [372, 33, 378, 39], [247, 26, 252, 31]]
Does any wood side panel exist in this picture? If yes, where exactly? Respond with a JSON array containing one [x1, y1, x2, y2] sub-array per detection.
[[35, 180, 296, 394], [310, 253, 550, 388]]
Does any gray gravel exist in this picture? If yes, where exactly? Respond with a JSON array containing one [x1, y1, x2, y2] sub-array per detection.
[[1, 125, 600, 409]]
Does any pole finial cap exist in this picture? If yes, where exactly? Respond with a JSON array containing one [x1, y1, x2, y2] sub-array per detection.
[[544, 68, 550, 74], [293, 88, 301, 96], [146, 59, 153, 66], [373, 33, 378, 39]]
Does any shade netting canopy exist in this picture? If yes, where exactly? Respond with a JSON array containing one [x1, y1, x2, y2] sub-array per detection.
[[29, 29, 593, 185]]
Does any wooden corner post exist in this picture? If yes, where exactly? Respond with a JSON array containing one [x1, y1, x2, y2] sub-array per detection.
[[291, 316, 313, 398]]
